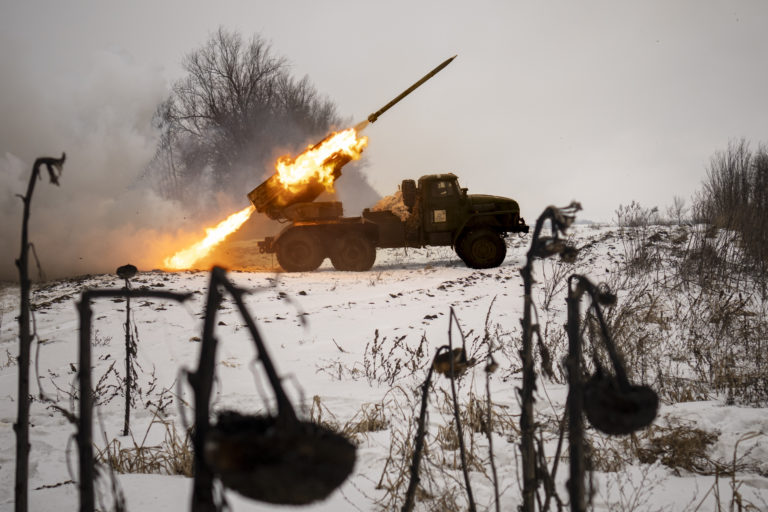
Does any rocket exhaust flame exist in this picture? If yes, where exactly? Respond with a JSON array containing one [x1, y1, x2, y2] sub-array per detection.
[[163, 205, 255, 270], [275, 127, 367, 193], [162, 127, 367, 270]]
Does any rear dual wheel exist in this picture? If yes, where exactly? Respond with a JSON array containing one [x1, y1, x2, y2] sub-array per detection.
[[276, 229, 326, 272], [456, 228, 506, 269], [330, 232, 376, 271]]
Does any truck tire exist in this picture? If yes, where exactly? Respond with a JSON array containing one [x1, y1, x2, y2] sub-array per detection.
[[456, 229, 506, 269], [330, 232, 376, 271], [276, 229, 326, 272]]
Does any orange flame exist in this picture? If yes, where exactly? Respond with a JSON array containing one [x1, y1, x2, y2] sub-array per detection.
[[276, 127, 367, 193], [162, 126, 367, 270], [163, 205, 255, 270]]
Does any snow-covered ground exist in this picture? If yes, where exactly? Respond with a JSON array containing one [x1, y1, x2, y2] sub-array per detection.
[[1, 226, 767, 511]]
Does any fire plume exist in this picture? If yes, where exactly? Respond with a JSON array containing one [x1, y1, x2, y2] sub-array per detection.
[[162, 126, 367, 270], [276, 127, 367, 193], [163, 205, 255, 270]]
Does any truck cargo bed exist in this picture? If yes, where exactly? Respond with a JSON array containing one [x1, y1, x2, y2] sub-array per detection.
[[363, 209, 408, 248]]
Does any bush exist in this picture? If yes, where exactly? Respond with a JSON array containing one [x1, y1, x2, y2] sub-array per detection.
[[693, 139, 768, 284]]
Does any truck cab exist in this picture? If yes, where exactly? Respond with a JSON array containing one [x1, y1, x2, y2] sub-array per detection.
[[396, 173, 528, 268], [420, 174, 465, 244]]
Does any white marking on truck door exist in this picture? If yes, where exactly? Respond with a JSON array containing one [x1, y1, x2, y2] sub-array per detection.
[[433, 209, 447, 223]]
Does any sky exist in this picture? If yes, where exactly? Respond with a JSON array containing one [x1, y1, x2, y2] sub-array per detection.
[[1, 0, 767, 277]]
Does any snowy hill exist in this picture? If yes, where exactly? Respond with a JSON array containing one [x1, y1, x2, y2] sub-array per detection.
[[1, 226, 767, 511]]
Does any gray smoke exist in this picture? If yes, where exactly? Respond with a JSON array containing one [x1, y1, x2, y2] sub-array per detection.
[[0, 49, 205, 281], [0, 47, 381, 282]]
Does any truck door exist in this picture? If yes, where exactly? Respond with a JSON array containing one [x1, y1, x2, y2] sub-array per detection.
[[423, 178, 462, 245]]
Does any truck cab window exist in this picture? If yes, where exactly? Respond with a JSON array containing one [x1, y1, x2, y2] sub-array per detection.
[[430, 180, 457, 198]]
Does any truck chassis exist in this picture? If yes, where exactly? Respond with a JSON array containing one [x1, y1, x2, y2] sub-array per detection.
[[255, 174, 529, 272]]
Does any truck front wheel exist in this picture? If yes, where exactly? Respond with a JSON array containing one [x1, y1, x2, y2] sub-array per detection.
[[330, 232, 376, 271], [276, 229, 326, 272], [456, 229, 506, 269]]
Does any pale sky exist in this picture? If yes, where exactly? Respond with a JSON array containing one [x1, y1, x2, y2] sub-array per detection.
[[1, 0, 767, 276]]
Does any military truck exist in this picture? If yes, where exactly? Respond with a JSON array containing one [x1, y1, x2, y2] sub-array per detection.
[[249, 172, 528, 272]]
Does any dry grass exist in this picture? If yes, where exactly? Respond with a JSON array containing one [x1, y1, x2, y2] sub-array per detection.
[[316, 331, 432, 387], [453, 391, 519, 439], [600, 462, 667, 512], [95, 414, 194, 477], [1, 348, 18, 368], [685, 432, 767, 512], [372, 359, 524, 512], [636, 424, 719, 475], [588, 418, 765, 481], [310, 395, 389, 445], [581, 218, 768, 407]]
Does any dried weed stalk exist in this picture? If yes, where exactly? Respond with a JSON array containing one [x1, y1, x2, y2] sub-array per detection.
[[310, 395, 389, 444], [14, 153, 65, 512], [519, 202, 580, 512]]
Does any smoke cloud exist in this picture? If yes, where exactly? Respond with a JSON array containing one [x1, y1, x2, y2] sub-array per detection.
[[0, 49, 214, 281], [0, 46, 381, 282]]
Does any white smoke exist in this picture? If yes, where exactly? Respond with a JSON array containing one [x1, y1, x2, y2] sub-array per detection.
[[0, 48, 203, 281]]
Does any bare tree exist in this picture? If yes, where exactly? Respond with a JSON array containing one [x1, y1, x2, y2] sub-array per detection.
[[148, 28, 343, 203], [665, 195, 688, 225]]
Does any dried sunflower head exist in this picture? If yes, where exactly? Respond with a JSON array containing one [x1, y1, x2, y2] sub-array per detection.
[[116, 264, 138, 280], [433, 347, 475, 378], [551, 201, 582, 233], [583, 372, 659, 436], [484, 355, 499, 374], [559, 244, 579, 263], [206, 410, 356, 505], [531, 237, 566, 259], [595, 282, 617, 306]]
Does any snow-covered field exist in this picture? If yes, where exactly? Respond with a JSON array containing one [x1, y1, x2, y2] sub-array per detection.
[[1, 226, 767, 511]]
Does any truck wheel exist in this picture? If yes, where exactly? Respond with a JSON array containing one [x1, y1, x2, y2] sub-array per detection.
[[276, 229, 326, 272], [457, 229, 506, 269], [330, 232, 376, 271]]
